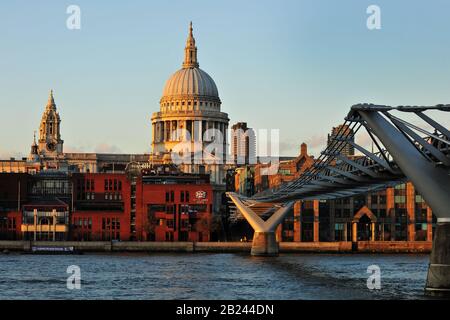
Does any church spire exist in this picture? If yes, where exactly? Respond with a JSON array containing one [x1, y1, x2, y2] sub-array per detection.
[[182, 21, 199, 69], [46, 89, 56, 110], [29, 131, 39, 157]]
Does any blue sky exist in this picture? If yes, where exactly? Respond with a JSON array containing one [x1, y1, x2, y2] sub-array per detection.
[[1, 0, 450, 158]]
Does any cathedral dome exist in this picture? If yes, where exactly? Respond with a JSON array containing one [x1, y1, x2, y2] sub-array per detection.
[[160, 22, 221, 106], [162, 68, 219, 99]]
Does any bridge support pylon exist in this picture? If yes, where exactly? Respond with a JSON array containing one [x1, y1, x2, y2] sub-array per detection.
[[358, 109, 450, 295], [227, 192, 293, 256], [425, 220, 450, 296], [252, 232, 279, 256]]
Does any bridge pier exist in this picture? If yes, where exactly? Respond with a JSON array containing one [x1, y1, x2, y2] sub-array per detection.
[[251, 232, 278, 256], [425, 220, 450, 296], [227, 192, 293, 257]]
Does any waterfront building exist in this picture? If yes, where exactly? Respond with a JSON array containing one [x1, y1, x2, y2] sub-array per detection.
[[230, 141, 436, 244], [136, 167, 212, 242], [327, 182, 434, 242], [0, 165, 212, 242], [0, 172, 70, 241], [71, 172, 131, 241]]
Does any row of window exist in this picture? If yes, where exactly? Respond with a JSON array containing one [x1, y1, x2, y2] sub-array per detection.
[[148, 204, 209, 215], [0, 218, 16, 230], [162, 219, 190, 229], [165, 191, 192, 203], [104, 193, 123, 201], [165, 231, 190, 241], [102, 218, 120, 231], [75, 192, 123, 201], [73, 218, 92, 229], [77, 179, 95, 192], [333, 208, 428, 219], [162, 100, 219, 108], [104, 179, 122, 192]]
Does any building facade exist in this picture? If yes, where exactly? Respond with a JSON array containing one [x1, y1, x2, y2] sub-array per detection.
[[231, 142, 436, 244], [0, 165, 213, 242]]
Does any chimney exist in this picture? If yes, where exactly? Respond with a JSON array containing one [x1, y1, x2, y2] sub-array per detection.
[[300, 143, 307, 156]]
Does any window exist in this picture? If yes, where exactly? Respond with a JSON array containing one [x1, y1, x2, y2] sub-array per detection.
[[186, 191, 190, 202], [179, 231, 188, 241], [171, 191, 175, 202], [118, 181, 122, 191], [371, 195, 378, 204], [181, 220, 189, 229], [166, 232, 174, 241], [166, 205, 175, 214], [181, 191, 185, 202], [104, 179, 108, 191], [165, 192, 170, 202], [343, 209, 350, 217]]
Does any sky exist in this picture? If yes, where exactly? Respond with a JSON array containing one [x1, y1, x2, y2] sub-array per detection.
[[1, 0, 450, 159]]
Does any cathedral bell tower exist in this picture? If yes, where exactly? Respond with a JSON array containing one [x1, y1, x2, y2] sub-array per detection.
[[38, 90, 64, 157]]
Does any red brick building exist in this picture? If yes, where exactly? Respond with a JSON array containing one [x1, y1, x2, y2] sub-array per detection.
[[0, 173, 26, 239], [135, 168, 212, 241], [71, 173, 131, 241], [0, 166, 213, 242]]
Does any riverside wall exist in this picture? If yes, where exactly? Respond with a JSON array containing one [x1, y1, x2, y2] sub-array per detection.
[[0, 240, 432, 254]]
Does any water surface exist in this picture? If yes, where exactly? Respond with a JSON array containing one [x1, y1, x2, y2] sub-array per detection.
[[0, 253, 430, 299]]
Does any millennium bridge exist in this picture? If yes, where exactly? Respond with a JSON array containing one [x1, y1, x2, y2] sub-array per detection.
[[227, 103, 450, 294]]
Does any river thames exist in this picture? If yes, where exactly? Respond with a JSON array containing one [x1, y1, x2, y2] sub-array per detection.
[[0, 253, 431, 300]]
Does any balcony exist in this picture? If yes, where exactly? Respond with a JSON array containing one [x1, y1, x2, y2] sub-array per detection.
[[21, 224, 68, 232]]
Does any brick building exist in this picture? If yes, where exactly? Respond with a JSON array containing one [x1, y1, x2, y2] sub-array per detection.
[[0, 165, 213, 242], [136, 170, 212, 242], [254, 143, 315, 193], [232, 143, 436, 243]]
